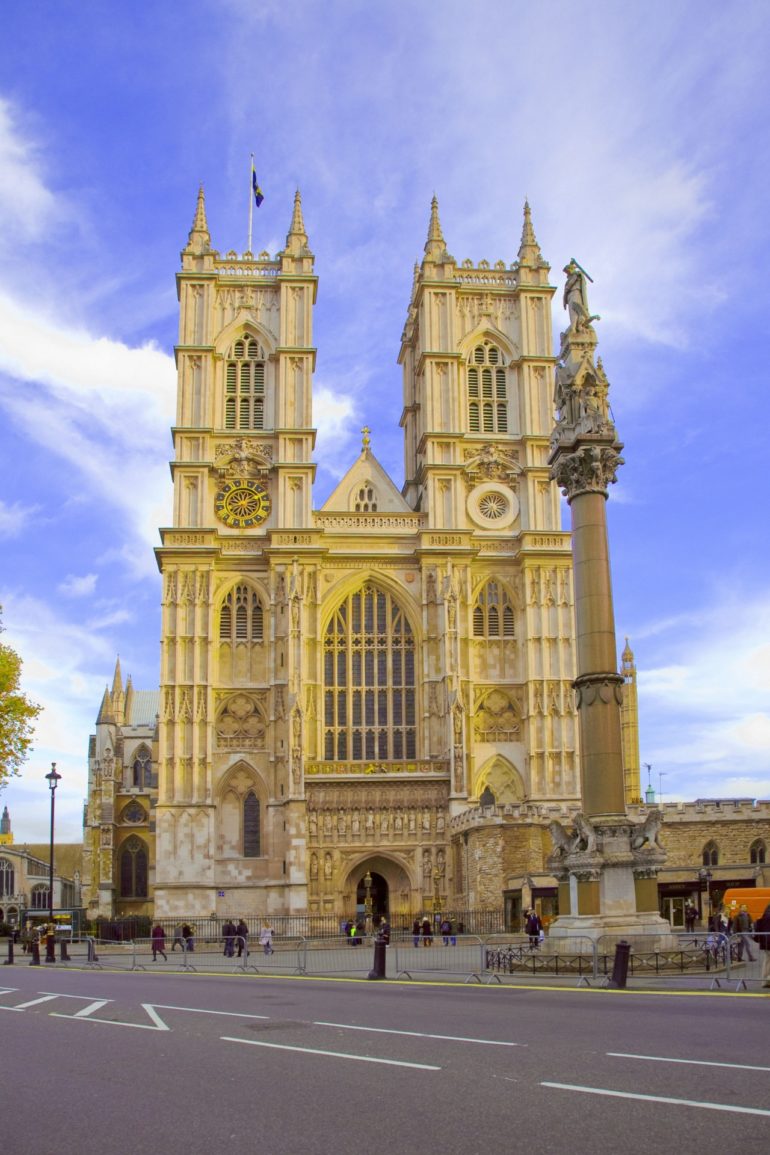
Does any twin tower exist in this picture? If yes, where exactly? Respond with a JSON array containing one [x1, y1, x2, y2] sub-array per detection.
[[85, 188, 655, 931]]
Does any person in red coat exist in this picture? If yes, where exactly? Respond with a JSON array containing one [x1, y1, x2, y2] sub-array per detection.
[[151, 924, 167, 962]]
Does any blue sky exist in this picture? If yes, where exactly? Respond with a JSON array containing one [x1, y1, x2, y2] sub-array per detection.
[[1, 1, 768, 842]]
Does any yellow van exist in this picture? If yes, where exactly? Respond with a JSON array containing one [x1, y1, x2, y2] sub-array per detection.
[[721, 888, 770, 923]]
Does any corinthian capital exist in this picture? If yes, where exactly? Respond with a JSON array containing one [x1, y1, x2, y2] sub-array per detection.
[[550, 444, 624, 500]]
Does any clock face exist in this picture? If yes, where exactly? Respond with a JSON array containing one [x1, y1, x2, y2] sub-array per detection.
[[215, 478, 271, 528]]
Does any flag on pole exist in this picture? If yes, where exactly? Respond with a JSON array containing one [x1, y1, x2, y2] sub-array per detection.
[[252, 165, 264, 208]]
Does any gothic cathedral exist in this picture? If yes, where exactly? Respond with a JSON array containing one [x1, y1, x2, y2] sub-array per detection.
[[82, 190, 642, 923]]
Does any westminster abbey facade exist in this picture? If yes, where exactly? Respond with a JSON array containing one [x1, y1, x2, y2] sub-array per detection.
[[82, 189, 649, 926]]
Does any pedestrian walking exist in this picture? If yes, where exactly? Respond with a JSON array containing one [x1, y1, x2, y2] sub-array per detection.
[[440, 918, 452, 946], [412, 917, 421, 947], [236, 918, 249, 957], [733, 905, 755, 962], [259, 920, 274, 956], [151, 924, 167, 962], [754, 902, 770, 987], [171, 923, 184, 951], [421, 916, 433, 946], [525, 908, 542, 951], [222, 918, 236, 957], [182, 922, 194, 952]]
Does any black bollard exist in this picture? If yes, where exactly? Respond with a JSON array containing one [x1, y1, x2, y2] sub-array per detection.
[[45, 933, 56, 963], [608, 940, 631, 989], [4, 937, 13, 965], [30, 939, 41, 966], [59, 939, 70, 962], [367, 935, 387, 980]]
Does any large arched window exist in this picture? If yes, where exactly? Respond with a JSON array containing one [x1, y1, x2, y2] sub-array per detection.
[[323, 583, 416, 762], [119, 836, 149, 899], [467, 343, 507, 434], [132, 745, 152, 788], [0, 857, 14, 897], [30, 884, 49, 910], [750, 839, 766, 865], [702, 841, 719, 867], [225, 337, 266, 430], [243, 792, 261, 857], [219, 585, 264, 642], [473, 580, 515, 638]]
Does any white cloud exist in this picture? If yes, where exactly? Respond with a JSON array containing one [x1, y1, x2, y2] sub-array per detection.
[[58, 573, 98, 598], [0, 97, 60, 247], [0, 498, 38, 537], [637, 592, 770, 798]]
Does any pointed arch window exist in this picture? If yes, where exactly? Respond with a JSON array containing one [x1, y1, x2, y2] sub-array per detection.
[[323, 583, 416, 762], [243, 792, 261, 857], [132, 745, 152, 788], [225, 337, 266, 430], [750, 839, 766, 865], [119, 835, 149, 898], [702, 841, 719, 867], [473, 580, 515, 638], [354, 482, 378, 512], [467, 343, 508, 434], [0, 857, 14, 898], [219, 585, 264, 642], [31, 884, 50, 910]]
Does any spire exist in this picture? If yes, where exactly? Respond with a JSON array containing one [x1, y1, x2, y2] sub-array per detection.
[[97, 685, 114, 725], [288, 189, 306, 238], [184, 185, 211, 254], [111, 657, 123, 697], [423, 195, 447, 261], [282, 189, 312, 262], [517, 199, 543, 267], [0, 806, 11, 836]]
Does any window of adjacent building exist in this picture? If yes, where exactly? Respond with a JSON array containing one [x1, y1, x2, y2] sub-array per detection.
[[323, 583, 416, 762], [750, 839, 766, 864], [30, 884, 49, 909], [225, 338, 266, 430], [243, 792, 261, 857], [702, 841, 719, 867], [467, 343, 508, 434], [473, 580, 515, 638], [119, 835, 149, 899], [132, 745, 152, 788], [0, 857, 14, 897], [219, 585, 264, 642]]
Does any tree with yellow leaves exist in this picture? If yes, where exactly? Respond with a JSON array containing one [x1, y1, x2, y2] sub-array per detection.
[[0, 607, 41, 787]]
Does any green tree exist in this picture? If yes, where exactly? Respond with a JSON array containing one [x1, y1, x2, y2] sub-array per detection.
[[0, 607, 42, 786]]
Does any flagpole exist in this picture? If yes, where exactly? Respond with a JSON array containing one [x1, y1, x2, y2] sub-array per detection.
[[248, 153, 254, 253]]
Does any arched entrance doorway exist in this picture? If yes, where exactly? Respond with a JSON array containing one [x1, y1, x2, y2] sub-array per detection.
[[355, 870, 389, 920]]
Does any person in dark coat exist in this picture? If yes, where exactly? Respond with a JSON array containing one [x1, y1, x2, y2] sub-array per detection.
[[754, 902, 770, 987], [412, 917, 421, 947], [151, 924, 167, 962], [235, 919, 249, 957], [525, 909, 542, 951], [222, 918, 236, 957], [421, 917, 432, 946]]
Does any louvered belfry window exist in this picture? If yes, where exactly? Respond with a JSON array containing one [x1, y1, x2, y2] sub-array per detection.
[[323, 583, 416, 762], [467, 343, 507, 434], [225, 338, 266, 430], [472, 581, 515, 638], [219, 585, 264, 641]]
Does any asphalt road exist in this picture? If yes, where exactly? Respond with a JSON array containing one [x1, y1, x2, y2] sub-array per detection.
[[2, 964, 768, 1155]]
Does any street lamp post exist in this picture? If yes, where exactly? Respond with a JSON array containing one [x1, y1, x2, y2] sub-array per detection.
[[698, 867, 713, 927], [45, 763, 61, 963], [432, 867, 441, 925], [363, 871, 373, 934]]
